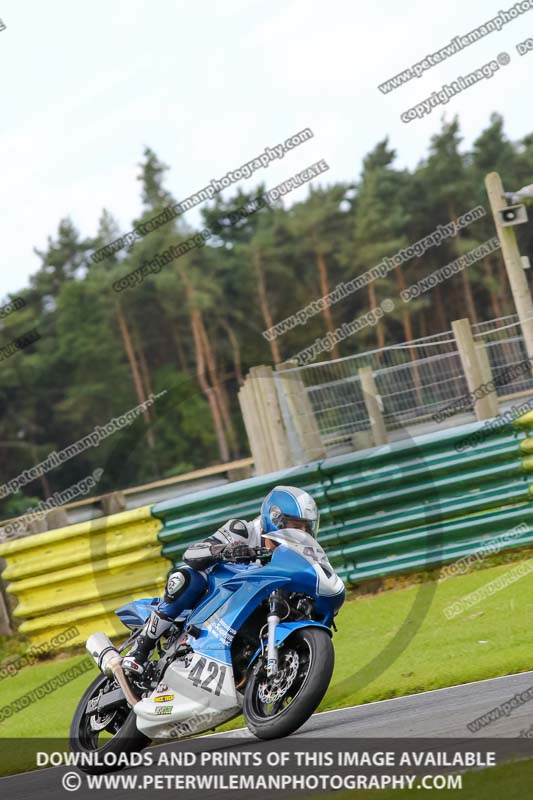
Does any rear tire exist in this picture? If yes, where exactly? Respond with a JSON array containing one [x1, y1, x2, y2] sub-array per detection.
[[69, 673, 150, 774], [243, 627, 334, 740]]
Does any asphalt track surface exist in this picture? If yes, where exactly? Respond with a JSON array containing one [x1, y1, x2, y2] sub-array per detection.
[[2, 670, 533, 798]]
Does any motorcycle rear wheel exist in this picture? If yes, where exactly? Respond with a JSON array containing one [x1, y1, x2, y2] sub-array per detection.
[[69, 672, 150, 774], [243, 627, 334, 739]]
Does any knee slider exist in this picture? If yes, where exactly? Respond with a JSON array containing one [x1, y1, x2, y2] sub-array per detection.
[[164, 568, 189, 601], [164, 566, 207, 606]]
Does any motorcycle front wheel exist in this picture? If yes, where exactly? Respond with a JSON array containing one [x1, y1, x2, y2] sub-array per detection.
[[243, 626, 334, 739]]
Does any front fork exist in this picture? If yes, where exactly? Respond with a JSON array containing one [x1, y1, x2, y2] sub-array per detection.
[[266, 590, 285, 676]]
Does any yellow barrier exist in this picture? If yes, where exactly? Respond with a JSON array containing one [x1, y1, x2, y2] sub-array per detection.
[[0, 506, 168, 648]]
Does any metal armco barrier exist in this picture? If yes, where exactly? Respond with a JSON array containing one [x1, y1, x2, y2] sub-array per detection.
[[0, 506, 168, 647], [153, 414, 533, 586], [3, 413, 533, 647]]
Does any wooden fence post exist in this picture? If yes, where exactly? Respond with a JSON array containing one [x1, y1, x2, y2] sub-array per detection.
[[275, 361, 326, 464], [359, 366, 388, 445], [475, 341, 499, 418], [452, 318, 496, 421], [100, 492, 127, 517], [238, 366, 293, 475]]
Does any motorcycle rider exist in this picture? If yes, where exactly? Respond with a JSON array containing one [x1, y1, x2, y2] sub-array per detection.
[[122, 485, 322, 675]]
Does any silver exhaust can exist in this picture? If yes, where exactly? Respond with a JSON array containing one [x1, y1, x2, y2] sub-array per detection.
[[86, 632, 140, 707], [86, 632, 122, 677]]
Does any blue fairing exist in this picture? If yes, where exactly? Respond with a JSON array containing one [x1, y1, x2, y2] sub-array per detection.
[[114, 597, 185, 630], [247, 620, 331, 667], [115, 543, 344, 665], [186, 545, 340, 665], [115, 597, 159, 629]]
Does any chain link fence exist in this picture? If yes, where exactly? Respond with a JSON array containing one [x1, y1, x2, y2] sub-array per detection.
[[274, 314, 533, 454], [473, 315, 533, 398]]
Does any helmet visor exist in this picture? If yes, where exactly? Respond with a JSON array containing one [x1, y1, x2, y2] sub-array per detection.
[[276, 513, 320, 539]]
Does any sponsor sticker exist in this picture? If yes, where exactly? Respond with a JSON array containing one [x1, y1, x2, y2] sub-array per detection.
[[155, 694, 174, 702], [156, 683, 168, 692], [155, 706, 173, 715]]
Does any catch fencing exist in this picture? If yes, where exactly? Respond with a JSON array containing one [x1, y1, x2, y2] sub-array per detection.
[[473, 315, 533, 398], [276, 314, 533, 453]]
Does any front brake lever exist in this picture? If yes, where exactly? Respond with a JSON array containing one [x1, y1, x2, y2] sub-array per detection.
[[256, 547, 273, 565]]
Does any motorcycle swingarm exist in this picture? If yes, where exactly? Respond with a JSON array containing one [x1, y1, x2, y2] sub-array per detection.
[[85, 687, 126, 716]]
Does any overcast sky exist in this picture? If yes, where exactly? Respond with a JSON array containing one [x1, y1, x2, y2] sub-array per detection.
[[1, 0, 532, 300]]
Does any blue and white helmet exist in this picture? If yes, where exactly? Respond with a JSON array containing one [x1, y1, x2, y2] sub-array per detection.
[[260, 485, 320, 539]]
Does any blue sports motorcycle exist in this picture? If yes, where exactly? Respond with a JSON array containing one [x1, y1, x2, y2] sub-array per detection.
[[70, 527, 345, 771]]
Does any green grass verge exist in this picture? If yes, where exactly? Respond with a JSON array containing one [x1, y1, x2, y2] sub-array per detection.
[[1, 555, 533, 772]]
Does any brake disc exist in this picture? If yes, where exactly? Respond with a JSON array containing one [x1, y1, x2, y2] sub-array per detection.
[[89, 711, 116, 731], [258, 649, 300, 703], [87, 688, 118, 731]]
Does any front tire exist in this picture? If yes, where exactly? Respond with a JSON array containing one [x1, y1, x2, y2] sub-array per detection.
[[69, 672, 150, 774], [243, 627, 334, 740]]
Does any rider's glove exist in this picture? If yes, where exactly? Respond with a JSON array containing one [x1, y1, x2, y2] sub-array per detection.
[[221, 542, 255, 563]]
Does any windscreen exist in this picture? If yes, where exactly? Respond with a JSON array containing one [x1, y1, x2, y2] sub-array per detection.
[[267, 527, 333, 570]]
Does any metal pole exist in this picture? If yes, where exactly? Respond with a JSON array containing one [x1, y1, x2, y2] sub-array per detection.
[[485, 172, 533, 361]]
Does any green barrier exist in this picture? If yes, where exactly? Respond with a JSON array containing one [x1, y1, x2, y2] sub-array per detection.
[[326, 503, 533, 567], [322, 481, 532, 545], [153, 415, 533, 586], [324, 436, 525, 501], [324, 459, 527, 517], [319, 419, 518, 477], [336, 519, 533, 583]]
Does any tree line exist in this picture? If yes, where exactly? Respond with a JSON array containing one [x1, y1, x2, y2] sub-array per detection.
[[1, 112, 532, 517]]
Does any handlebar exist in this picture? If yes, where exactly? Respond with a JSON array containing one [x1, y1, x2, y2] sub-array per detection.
[[219, 544, 272, 564]]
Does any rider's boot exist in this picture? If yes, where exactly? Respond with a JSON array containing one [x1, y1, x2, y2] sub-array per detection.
[[122, 610, 173, 675], [122, 567, 208, 676]]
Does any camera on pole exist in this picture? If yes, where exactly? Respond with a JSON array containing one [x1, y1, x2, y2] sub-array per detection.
[[498, 204, 528, 227]]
